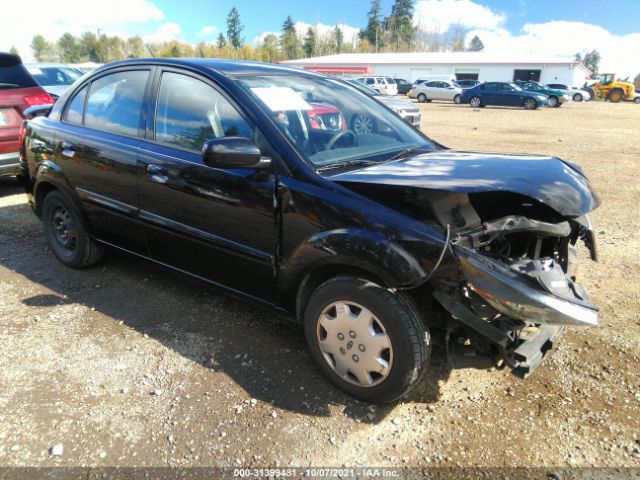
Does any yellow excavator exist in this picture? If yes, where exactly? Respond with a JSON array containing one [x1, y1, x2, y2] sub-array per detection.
[[586, 74, 637, 103]]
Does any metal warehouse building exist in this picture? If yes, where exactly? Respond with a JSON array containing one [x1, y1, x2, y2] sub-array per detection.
[[281, 52, 592, 86]]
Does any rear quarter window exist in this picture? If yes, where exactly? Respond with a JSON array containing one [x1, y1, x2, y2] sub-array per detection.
[[0, 62, 38, 89]]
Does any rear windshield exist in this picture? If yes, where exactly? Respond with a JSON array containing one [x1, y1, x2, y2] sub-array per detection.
[[0, 61, 38, 89]]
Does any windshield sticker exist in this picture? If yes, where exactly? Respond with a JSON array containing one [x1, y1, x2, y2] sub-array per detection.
[[27, 67, 43, 75], [250, 87, 312, 112]]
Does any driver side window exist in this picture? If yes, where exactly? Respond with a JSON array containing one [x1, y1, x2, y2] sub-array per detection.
[[155, 72, 254, 151]]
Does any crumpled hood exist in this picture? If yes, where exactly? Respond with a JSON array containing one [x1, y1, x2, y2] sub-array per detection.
[[329, 150, 600, 217]]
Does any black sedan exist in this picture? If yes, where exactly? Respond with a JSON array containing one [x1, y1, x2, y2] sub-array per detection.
[[21, 59, 600, 402], [392, 78, 413, 95], [460, 81, 550, 109]]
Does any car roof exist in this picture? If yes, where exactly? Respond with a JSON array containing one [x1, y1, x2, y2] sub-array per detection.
[[24, 62, 76, 68], [91, 57, 316, 77]]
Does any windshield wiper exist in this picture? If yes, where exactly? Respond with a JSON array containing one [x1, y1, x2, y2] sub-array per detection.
[[316, 160, 379, 172], [387, 146, 430, 162]]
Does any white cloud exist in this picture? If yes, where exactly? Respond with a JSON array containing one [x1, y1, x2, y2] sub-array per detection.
[[143, 22, 182, 43], [466, 21, 640, 78], [197, 26, 220, 37], [1, 0, 164, 60], [414, 0, 505, 31]]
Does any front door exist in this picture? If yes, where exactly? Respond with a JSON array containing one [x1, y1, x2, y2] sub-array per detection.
[[137, 70, 277, 301], [55, 69, 150, 253]]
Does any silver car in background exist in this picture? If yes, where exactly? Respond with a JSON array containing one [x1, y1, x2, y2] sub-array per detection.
[[346, 80, 421, 131], [410, 80, 463, 104], [24, 63, 84, 100]]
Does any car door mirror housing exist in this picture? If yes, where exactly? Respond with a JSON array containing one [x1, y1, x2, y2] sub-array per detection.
[[202, 137, 270, 169]]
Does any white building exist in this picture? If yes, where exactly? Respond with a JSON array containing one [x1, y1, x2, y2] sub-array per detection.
[[281, 52, 592, 86]]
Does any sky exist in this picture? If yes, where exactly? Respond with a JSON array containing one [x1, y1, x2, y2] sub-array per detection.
[[2, 0, 640, 77]]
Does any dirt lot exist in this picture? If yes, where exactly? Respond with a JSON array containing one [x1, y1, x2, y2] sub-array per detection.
[[1, 100, 639, 470]]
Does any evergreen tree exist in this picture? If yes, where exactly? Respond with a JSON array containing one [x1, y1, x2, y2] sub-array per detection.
[[303, 27, 317, 58], [333, 26, 344, 54], [385, 0, 415, 51], [280, 16, 301, 60], [226, 7, 244, 49], [467, 35, 484, 51], [216, 32, 227, 49], [125, 36, 145, 58], [361, 0, 383, 51]]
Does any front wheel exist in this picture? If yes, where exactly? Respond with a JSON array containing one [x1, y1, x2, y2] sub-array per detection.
[[523, 98, 537, 110], [634, 97, 640, 104], [573, 93, 583, 102], [548, 96, 559, 107], [42, 190, 103, 268], [417, 93, 427, 103], [469, 96, 482, 108], [351, 114, 375, 134], [303, 276, 430, 403], [608, 89, 623, 103], [453, 94, 461, 104]]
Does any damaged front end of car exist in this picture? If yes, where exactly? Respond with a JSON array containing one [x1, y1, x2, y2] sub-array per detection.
[[331, 151, 601, 377], [430, 192, 598, 376]]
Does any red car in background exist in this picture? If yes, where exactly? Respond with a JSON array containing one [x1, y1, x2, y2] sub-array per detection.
[[1, 53, 53, 178]]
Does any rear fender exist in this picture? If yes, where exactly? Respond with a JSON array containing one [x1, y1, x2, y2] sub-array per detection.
[[33, 160, 80, 217]]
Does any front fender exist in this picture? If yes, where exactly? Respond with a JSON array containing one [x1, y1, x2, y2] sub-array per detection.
[[278, 227, 428, 294]]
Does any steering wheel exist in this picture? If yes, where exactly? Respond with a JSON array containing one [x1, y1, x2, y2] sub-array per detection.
[[326, 129, 357, 150]]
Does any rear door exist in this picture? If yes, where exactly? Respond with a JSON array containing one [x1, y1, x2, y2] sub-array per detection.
[[482, 83, 499, 105], [1, 54, 51, 174], [137, 69, 277, 301], [56, 68, 151, 253]]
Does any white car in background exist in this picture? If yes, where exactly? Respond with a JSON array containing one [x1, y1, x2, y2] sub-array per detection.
[[546, 83, 592, 102], [409, 80, 463, 103], [25, 63, 84, 100], [355, 76, 398, 96], [346, 80, 421, 130]]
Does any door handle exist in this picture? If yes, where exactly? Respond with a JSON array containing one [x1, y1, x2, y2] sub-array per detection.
[[59, 140, 75, 158], [146, 164, 169, 184]]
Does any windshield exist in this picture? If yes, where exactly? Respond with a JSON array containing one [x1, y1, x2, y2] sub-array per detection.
[[236, 75, 434, 169], [27, 66, 83, 86], [347, 80, 381, 97], [509, 83, 524, 91]]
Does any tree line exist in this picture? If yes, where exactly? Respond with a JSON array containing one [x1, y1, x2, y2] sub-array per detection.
[[21, 0, 490, 64]]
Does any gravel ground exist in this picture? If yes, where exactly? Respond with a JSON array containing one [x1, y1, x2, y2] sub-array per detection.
[[0, 100, 638, 470]]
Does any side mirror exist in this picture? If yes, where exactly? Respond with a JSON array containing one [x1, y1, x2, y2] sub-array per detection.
[[202, 137, 271, 169]]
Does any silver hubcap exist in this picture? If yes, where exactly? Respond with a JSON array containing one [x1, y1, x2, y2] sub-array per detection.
[[525, 99, 535, 109], [316, 301, 392, 387], [353, 115, 373, 134], [470, 97, 480, 107], [549, 97, 557, 107]]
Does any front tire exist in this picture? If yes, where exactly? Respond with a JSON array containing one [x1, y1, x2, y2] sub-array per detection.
[[573, 93, 583, 102], [608, 89, 623, 103], [42, 190, 103, 268], [417, 93, 427, 103], [453, 94, 461, 104], [634, 97, 640, 104], [303, 276, 430, 403], [548, 95, 559, 107]]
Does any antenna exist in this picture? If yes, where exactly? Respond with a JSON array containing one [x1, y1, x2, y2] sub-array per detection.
[[144, 42, 156, 58]]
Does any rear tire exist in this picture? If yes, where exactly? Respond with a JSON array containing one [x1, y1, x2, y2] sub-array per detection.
[[453, 94, 461, 104], [548, 96, 559, 108], [573, 93, 583, 102], [303, 276, 430, 403], [42, 190, 103, 269], [634, 97, 640, 104], [469, 96, 482, 108], [417, 93, 427, 103]]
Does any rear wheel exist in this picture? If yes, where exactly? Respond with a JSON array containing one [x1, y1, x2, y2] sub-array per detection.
[[42, 190, 103, 268], [469, 96, 481, 108], [351, 114, 375, 134], [634, 97, 640, 104], [573, 93, 583, 102], [548, 96, 559, 108], [303, 276, 430, 403], [417, 93, 427, 103], [608, 89, 623, 103], [453, 94, 461, 104], [523, 98, 537, 110]]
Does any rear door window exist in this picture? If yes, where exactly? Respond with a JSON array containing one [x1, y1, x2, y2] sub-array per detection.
[[84, 70, 149, 137], [64, 85, 88, 124]]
